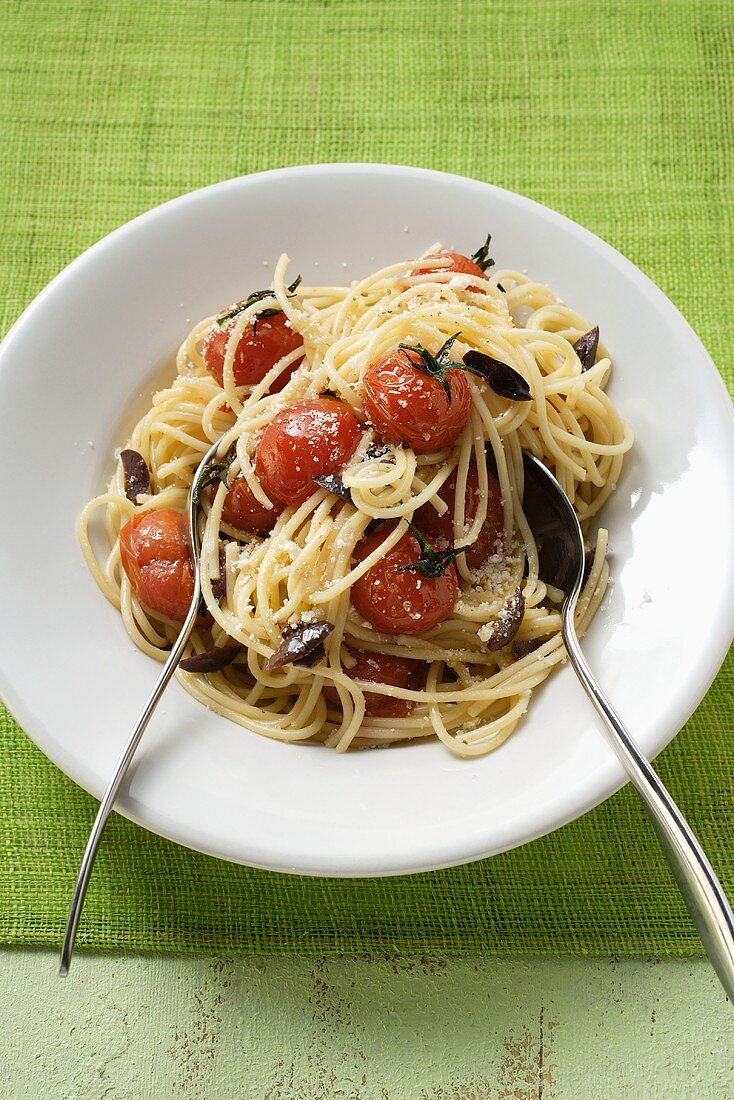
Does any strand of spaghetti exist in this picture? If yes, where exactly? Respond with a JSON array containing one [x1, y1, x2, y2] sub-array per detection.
[[80, 251, 632, 757]]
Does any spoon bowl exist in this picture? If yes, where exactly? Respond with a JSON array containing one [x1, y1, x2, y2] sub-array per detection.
[[522, 452, 734, 1002]]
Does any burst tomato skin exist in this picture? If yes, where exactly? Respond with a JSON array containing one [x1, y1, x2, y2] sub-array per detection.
[[414, 463, 504, 569], [413, 251, 488, 281], [323, 650, 424, 717], [362, 349, 472, 453], [219, 476, 285, 534], [203, 309, 303, 389], [119, 508, 194, 622], [351, 527, 458, 635], [255, 398, 362, 506]]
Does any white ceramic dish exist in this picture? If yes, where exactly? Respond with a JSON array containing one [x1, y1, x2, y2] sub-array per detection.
[[0, 165, 732, 876]]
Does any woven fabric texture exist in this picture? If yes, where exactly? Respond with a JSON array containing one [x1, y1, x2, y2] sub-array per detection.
[[0, 0, 732, 955]]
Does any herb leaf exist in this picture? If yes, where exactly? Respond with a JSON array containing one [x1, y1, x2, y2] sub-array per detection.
[[462, 350, 532, 402], [251, 308, 281, 336], [210, 546, 228, 603], [572, 326, 599, 373], [266, 619, 334, 671], [396, 523, 464, 579], [217, 289, 273, 326], [486, 588, 525, 651], [193, 446, 236, 503], [120, 449, 150, 503], [398, 332, 462, 402], [470, 232, 495, 272], [366, 443, 392, 460], [180, 644, 241, 673], [399, 337, 532, 404], [313, 473, 352, 501], [216, 275, 302, 327], [511, 636, 545, 660]]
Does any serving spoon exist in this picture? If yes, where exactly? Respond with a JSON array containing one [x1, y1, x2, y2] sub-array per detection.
[[59, 436, 225, 976], [60, 444, 734, 993], [522, 452, 734, 1002]]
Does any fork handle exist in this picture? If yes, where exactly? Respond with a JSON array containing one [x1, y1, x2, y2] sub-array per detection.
[[59, 437, 224, 977], [58, 605, 199, 976], [562, 617, 734, 1003]]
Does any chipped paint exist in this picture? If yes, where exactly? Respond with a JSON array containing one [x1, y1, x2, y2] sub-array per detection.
[[167, 956, 234, 1093], [497, 1006, 557, 1099], [419, 1077, 494, 1099], [0, 952, 731, 1099]]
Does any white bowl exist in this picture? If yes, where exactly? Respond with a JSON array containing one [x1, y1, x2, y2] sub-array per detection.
[[0, 165, 732, 876]]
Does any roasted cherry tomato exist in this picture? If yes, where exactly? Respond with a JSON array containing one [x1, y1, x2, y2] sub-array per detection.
[[219, 476, 285, 534], [413, 251, 488, 282], [362, 349, 472, 453], [414, 463, 504, 569], [119, 508, 194, 622], [255, 398, 362, 506], [351, 527, 458, 635], [203, 309, 303, 390], [323, 649, 425, 717]]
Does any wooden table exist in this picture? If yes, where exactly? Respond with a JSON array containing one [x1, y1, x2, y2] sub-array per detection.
[[2, 950, 730, 1097]]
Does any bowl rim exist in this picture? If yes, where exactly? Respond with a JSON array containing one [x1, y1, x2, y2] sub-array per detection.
[[1, 163, 733, 877]]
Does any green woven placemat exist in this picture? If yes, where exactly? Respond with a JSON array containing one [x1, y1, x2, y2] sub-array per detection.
[[1, 0, 732, 956]]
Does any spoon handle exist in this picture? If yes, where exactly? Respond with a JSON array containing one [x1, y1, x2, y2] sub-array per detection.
[[562, 616, 734, 1002]]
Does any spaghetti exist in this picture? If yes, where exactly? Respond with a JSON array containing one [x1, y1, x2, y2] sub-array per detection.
[[79, 238, 633, 756]]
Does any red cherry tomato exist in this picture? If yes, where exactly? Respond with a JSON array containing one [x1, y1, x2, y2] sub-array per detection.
[[203, 309, 303, 389], [219, 476, 285, 534], [414, 463, 504, 569], [267, 359, 299, 394], [413, 251, 488, 282], [323, 649, 425, 717], [351, 527, 458, 635], [255, 398, 362, 506], [119, 508, 194, 622], [362, 349, 472, 453]]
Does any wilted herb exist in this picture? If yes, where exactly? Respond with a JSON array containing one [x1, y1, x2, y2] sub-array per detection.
[[396, 523, 464, 579], [217, 289, 273, 326], [313, 473, 352, 501], [511, 636, 545, 660], [120, 449, 150, 503], [216, 275, 302, 327], [210, 546, 227, 603], [251, 307, 282, 335], [193, 446, 236, 503], [265, 619, 334, 671], [470, 232, 495, 272], [397, 335, 531, 405], [366, 443, 392, 460], [486, 589, 525, 651], [398, 333, 463, 402], [180, 645, 241, 673], [462, 350, 532, 402], [572, 326, 599, 373]]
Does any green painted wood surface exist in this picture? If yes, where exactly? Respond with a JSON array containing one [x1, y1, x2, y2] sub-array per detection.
[[1, 950, 731, 1098], [1, 4, 732, 1092], [2, 0, 734, 961]]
